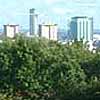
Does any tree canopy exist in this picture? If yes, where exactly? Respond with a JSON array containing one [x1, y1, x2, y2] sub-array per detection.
[[0, 36, 100, 100]]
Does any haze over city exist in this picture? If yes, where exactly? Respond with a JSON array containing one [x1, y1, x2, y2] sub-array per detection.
[[0, 0, 99, 30]]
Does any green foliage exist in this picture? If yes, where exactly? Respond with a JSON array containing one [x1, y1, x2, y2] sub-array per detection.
[[0, 36, 100, 100]]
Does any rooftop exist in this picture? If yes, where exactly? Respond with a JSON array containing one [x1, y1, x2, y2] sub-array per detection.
[[4, 24, 19, 27], [72, 16, 93, 19]]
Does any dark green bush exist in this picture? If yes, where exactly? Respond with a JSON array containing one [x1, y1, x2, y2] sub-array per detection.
[[0, 36, 100, 100]]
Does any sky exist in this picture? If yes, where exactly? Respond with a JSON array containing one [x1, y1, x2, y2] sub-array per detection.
[[0, 0, 99, 30]]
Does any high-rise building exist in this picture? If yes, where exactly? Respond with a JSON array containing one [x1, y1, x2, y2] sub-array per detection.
[[69, 16, 93, 42], [39, 23, 58, 41], [4, 24, 19, 38], [30, 8, 38, 36]]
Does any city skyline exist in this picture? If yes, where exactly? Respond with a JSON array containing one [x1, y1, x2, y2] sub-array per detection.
[[0, 0, 99, 30]]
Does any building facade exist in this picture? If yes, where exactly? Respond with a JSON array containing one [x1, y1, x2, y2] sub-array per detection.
[[30, 8, 38, 36], [39, 24, 58, 41], [70, 16, 93, 42], [4, 25, 19, 38]]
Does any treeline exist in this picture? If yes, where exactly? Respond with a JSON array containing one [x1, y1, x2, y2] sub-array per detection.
[[0, 36, 100, 100]]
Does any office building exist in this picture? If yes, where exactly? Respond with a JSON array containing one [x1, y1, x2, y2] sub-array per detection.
[[70, 16, 93, 42], [4, 24, 19, 38], [39, 23, 58, 41], [30, 8, 38, 36]]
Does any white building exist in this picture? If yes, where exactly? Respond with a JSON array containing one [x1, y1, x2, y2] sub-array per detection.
[[70, 16, 93, 42], [30, 8, 38, 36], [4, 25, 19, 38], [39, 24, 58, 41]]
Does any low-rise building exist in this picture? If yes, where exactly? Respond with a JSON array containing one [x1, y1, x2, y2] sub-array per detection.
[[4, 24, 19, 38], [39, 23, 58, 41]]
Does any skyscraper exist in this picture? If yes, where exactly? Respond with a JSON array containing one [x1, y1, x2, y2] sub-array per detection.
[[69, 16, 93, 42], [30, 8, 38, 36]]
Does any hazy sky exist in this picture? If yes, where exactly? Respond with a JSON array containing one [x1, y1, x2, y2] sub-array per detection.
[[0, 0, 99, 29]]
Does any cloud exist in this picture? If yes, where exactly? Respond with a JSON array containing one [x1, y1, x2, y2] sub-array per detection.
[[74, 0, 96, 3], [78, 3, 96, 7], [45, 0, 66, 5], [52, 7, 73, 15], [74, 0, 97, 7], [45, 0, 57, 4]]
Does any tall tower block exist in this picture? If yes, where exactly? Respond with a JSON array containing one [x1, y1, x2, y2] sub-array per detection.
[[30, 8, 38, 36]]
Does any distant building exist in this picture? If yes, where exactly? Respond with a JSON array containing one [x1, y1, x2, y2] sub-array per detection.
[[39, 23, 58, 41], [69, 16, 93, 42], [93, 34, 100, 41], [4, 25, 19, 38], [29, 8, 38, 36]]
